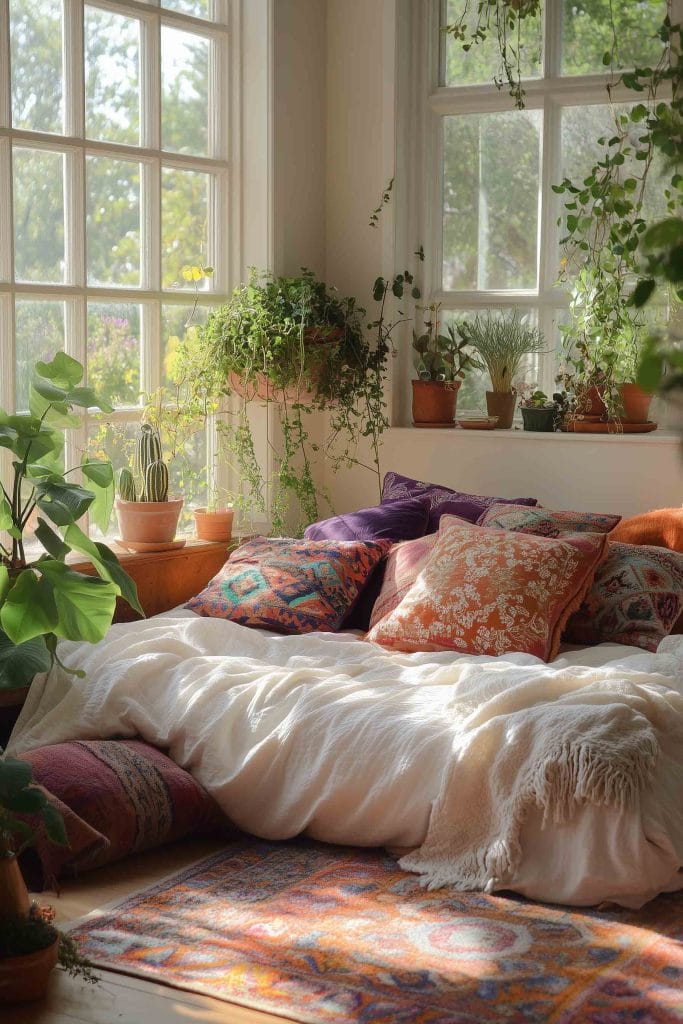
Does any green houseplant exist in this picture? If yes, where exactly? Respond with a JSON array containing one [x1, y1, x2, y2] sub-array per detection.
[[178, 266, 416, 535], [412, 303, 483, 427], [115, 423, 183, 549], [457, 311, 546, 428], [0, 351, 140, 1001], [517, 385, 567, 432]]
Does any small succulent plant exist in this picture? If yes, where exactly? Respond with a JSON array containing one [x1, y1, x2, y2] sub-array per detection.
[[118, 424, 170, 503]]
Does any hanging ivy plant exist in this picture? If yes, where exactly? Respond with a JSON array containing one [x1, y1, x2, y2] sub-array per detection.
[[443, 0, 542, 109]]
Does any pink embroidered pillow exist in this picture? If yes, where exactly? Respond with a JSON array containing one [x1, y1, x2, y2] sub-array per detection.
[[187, 536, 391, 633], [368, 534, 437, 629], [478, 503, 621, 536], [367, 516, 607, 662]]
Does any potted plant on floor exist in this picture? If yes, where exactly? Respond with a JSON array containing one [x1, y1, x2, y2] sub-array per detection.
[[0, 351, 140, 1002], [115, 424, 184, 550], [457, 311, 546, 428], [411, 304, 483, 427]]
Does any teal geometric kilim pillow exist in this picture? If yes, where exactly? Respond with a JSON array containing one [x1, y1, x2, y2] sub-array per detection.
[[563, 541, 683, 652], [186, 536, 392, 634]]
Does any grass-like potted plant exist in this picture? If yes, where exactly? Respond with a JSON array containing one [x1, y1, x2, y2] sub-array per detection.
[[0, 351, 140, 1002], [411, 304, 483, 427], [115, 424, 184, 550], [457, 311, 546, 428]]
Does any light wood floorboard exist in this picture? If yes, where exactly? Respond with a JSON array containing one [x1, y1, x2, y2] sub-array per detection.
[[0, 840, 297, 1024]]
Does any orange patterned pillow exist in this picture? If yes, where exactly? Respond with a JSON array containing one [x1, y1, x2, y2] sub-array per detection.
[[366, 516, 607, 662], [368, 533, 437, 629]]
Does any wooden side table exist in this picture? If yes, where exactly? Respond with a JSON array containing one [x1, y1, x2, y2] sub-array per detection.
[[74, 537, 234, 621]]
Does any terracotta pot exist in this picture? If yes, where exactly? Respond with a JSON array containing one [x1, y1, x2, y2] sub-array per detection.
[[521, 406, 555, 432], [0, 855, 30, 920], [619, 383, 653, 424], [411, 380, 460, 427], [115, 498, 183, 545], [194, 508, 234, 543], [0, 937, 59, 1004], [485, 391, 516, 429], [228, 371, 310, 404]]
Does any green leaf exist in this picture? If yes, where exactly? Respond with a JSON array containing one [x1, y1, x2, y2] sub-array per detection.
[[0, 566, 9, 607], [0, 570, 59, 644], [0, 757, 33, 800], [67, 386, 113, 414], [0, 631, 52, 690], [42, 802, 68, 846], [629, 277, 656, 308], [37, 560, 117, 643], [80, 459, 113, 489], [34, 517, 70, 560], [35, 352, 83, 389], [29, 384, 80, 428], [0, 498, 13, 532], [64, 523, 144, 616], [1, 785, 47, 814], [35, 481, 94, 526]]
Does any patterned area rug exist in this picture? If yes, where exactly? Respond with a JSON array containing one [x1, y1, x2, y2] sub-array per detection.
[[67, 838, 683, 1024]]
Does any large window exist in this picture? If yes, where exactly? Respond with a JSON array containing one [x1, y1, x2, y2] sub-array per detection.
[[420, 0, 671, 412], [0, 0, 231, 532]]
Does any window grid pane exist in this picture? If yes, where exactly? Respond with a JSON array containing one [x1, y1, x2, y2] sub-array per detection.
[[3, 0, 229, 536]]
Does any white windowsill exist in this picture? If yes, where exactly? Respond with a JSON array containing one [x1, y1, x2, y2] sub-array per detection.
[[389, 426, 681, 445]]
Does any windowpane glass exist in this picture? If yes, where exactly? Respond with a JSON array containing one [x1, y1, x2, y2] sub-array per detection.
[[15, 299, 65, 411], [562, 1, 667, 76], [559, 103, 669, 272], [442, 0, 542, 87], [161, 28, 210, 155], [162, 0, 211, 21], [13, 147, 65, 283], [169, 428, 208, 527], [161, 166, 210, 288], [85, 7, 141, 146], [87, 303, 142, 407], [443, 111, 541, 291], [10, 0, 64, 134], [86, 156, 142, 286], [162, 304, 208, 386]]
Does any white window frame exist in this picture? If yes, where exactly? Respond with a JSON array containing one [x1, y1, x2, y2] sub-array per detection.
[[0, 0, 238, 530], [394, 0, 682, 425]]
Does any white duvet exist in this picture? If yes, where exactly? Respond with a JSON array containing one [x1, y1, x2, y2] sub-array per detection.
[[8, 611, 683, 908]]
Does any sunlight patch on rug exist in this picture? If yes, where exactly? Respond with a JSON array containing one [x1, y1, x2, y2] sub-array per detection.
[[66, 838, 683, 1024]]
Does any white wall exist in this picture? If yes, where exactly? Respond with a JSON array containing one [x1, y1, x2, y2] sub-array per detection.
[[321, 0, 683, 518]]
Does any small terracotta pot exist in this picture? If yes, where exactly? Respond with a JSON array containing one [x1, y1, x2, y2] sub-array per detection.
[[0, 937, 59, 1004], [194, 508, 234, 543], [115, 498, 183, 545], [0, 855, 30, 919], [412, 380, 460, 427], [485, 391, 516, 429], [619, 383, 653, 424]]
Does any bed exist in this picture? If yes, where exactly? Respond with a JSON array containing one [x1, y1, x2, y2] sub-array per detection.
[[8, 608, 683, 910]]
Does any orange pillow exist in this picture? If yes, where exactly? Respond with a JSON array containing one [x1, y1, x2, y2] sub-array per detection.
[[610, 508, 683, 632], [366, 516, 607, 662]]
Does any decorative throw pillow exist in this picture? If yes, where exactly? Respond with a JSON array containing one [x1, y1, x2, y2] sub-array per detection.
[[187, 536, 391, 633], [609, 508, 683, 634], [304, 496, 429, 543], [19, 740, 228, 886], [367, 516, 607, 661], [478, 503, 622, 536], [564, 542, 683, 652], [368, 533, 438, 628], [380, 470, 538, 531]]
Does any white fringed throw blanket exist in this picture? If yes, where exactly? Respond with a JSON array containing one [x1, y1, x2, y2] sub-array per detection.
[[8, 615, 683, 896]]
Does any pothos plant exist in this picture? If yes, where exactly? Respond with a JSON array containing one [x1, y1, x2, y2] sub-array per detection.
[[554, 11, 682, 421], [177, 267, 420, 536]]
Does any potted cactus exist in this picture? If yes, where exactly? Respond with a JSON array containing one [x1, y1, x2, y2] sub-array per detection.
[[114, 424, 183, 549]]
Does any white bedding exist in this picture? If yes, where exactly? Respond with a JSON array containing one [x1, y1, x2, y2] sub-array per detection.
[[8, 611, 683, 908]]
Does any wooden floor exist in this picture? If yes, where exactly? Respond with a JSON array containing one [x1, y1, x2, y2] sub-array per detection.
[[0, 840, 296, 1024]]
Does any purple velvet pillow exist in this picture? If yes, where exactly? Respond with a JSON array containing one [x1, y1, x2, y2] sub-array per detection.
[[381, 471, 538, 532], [304, 497, 429, 543], [305, 498, 430, 631]]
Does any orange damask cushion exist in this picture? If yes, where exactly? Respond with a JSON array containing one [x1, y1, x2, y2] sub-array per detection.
[[366, 516, 607, 662], [609, 508, 683, 632]]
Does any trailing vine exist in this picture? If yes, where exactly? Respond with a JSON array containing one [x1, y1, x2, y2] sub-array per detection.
[[443, 0, 542, 109]]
